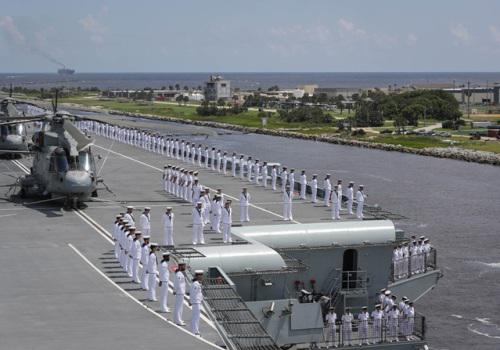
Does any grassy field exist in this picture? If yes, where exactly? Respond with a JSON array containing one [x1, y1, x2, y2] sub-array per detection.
[[59, 96, 500, 154]]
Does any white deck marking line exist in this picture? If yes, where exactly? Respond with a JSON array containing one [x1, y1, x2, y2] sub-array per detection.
[[68, 243, 223, 350], [97, 138, 115, 177], [74, 208, 215, 328], [0, 213, 17, 218], [93, 143, 301, 224]]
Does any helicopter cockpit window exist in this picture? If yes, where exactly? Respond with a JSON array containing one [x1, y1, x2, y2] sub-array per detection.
[[15, 124, 24, 136], [0, 125, 8, 137], [54, 150, 69, 173], [78, 151, 91, 172]]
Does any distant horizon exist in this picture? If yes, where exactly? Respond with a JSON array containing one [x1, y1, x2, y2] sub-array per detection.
[[2, 71, 500, 74]]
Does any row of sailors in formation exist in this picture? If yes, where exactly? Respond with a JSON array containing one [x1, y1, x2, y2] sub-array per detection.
[[111, 213, 205, 335], [392, 236, 433, 279], [324, 298, 416, 347], [77, 120, 369, 220], [163, 163, 294, 223]]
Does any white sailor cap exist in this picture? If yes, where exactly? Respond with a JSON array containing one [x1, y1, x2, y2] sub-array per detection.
[[116, 214, 122, 218], [150, 242, 159, 247], [375, 304, 382, 308], [384, 290, 391, 296], [419, 235, 425, 240], [165, 207, 173, 210], [143, 235, 151, 239], [349, 181, 354, 184], [129, 226, 136, 230], [122, 219, 129, 223], [300, 289, 311, 295], [127, 206, 134, 210], [135, 231, 142, 235], [194, 270, 204, 274], [424, 238, 430, 242], [144, 207, 151, 210], [359, 184, 364, 187], [402, 296, 408, 301], [162, 252, 170, 257], [196, 201, 203, 205]]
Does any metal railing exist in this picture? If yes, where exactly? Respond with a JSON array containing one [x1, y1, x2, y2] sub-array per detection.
[[321, 313, 425, 348], [203, 267, 280, 350], [391, 249, 437, 282]]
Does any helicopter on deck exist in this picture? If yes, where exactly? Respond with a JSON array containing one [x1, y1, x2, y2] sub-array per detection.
[[0, 94, 101, 208], [0, 96, 30, 157]]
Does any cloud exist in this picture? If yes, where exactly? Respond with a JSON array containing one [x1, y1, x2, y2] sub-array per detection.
[[490, 25, 500, 43], [268, 24, 333, 57], [337, 18, 366, 38], [0, 16, 25, 44], [79, 8, 108, 45], [449, 24, 470, 44], [407, 33, 418, 47], [0, 16, 65, 67]]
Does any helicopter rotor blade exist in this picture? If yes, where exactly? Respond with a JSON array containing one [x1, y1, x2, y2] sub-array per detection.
[[63, 119, 94, 151]]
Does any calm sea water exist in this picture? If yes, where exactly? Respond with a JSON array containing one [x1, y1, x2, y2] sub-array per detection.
[[1, 72, 500, 90]]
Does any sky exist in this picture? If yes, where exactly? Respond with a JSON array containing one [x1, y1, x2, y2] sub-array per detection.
[[1, 0, 500, 73]]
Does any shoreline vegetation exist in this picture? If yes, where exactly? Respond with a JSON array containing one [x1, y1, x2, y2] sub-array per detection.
[[58, 96, 500, 166]]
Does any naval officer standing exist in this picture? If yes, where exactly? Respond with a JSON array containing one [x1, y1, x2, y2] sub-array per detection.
[[141, 235, 151, 291], [356, 185, 367, 219], [174, 261, 187, 326], [192, 202, 205, 245], [239, 188, 251, 222], [124, 206, 135, 226], [147, 243, 159, 301], [189, 270, 204, 336], [346, 182, 354, 215], [162, 207, 175, 246], [159, 252, 171, 313], [222, 200, 233, 244], [310, 174, 318, 203], [299, 170, 307, 200], [139, 207, 151, 236], [283, 185, 293, 221], [323, 175, 332, 207]]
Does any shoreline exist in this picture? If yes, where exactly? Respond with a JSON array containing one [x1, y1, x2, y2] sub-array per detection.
[[67, 103, 500, 166]]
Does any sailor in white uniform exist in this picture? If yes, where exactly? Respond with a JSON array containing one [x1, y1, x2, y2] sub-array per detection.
[[404, 301, 415, 340], [323, 174, 331, 207], [358, 306, 370, 345], [289, 169, 295, 193], [222, 200, 233, 244], [189, 270, 204, 335], [139, 207, 151, 236], [211, 195, 223, 233], [342, 307, 353, 346], [159, 252, 171, 313], [387, 305, 400, 342], [204, 147, 210, 168], [371, 304, 384, 344], [280, 167, 288, 192], [174, 261, 187, 326], [299, 170, 307, 200], [140, 236, 151, 290], [325, 307, 337, 348], [246, 157, 253, 182], [283, 185, 293, 221], [239, 188, 251, 222], [231, 153, 237, 177], [356, 185, 367, 219], [253, 160, 260, 185], [331, 185, 340, 220], [192, 202, 205, 245], [124, 206, 135, 226], [239, 155, 246, 180], [346, 182, 354, 215], [271, 165, 278, 191], [131, 231, 142, 283], [310, 174, 318, 203], [112, 215, 122, 259], [337, 180, 343, 210], [262, 162, 268, 187], [222, 152, 228, 174], [147, 243, 159, 301], [162, 207, 175, 246]]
